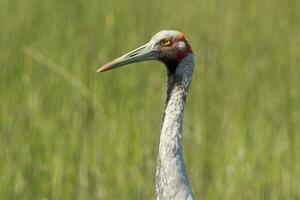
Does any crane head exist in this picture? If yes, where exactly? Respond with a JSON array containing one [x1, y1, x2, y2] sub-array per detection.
[[97, 30, 192, 73]]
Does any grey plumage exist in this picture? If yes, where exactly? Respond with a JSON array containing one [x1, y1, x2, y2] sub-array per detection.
[[97, 30, 195, 200], [156, 54, 195, 200]]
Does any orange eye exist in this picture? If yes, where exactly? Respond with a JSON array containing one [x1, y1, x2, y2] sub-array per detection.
[[162, 38, 172, 46]]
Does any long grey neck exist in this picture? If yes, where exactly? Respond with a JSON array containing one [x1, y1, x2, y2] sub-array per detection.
[[156, 54, 195, 200]]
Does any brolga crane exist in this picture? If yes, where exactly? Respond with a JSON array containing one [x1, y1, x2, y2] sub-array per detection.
[[97, 30, 195, 200]]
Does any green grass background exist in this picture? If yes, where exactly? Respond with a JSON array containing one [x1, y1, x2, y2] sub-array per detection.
[[1, 0, 300, 199]]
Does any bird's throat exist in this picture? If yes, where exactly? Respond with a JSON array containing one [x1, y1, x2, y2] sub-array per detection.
[[166, 60, 179, 75]]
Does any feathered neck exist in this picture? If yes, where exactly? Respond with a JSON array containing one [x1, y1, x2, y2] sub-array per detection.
[[155, 54, 195, 200]]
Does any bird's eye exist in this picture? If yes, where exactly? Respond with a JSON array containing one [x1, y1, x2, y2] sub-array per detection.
[[161, 38, 172, 46]]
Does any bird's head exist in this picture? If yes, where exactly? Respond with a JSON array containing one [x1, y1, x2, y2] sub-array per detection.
[[97, 30, 193, 74]]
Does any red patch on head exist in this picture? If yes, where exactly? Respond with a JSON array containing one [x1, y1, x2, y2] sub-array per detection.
[[176, 33, 193, 61]]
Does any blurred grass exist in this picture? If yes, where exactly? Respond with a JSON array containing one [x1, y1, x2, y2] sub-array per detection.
[[1, 0, 300, 199]]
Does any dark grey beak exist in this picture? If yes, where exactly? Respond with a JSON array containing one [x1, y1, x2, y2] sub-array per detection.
[[97, 41, 158, 72]]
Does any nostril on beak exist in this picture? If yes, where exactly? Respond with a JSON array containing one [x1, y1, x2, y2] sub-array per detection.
[[128, 52, 138, 57], [127, 45, 148, 58]]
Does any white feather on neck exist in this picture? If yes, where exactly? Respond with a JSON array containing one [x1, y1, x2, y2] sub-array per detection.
[[156, 54, 195, 200]]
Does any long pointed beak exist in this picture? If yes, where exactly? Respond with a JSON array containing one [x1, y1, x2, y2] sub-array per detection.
[[97, 41, 158, 72]]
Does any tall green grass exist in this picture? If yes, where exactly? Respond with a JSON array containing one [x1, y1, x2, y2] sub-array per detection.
[[1, 0, 300, 199]]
